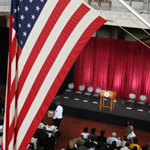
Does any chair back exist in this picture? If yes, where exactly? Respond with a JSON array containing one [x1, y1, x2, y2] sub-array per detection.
[[129, 93, 136, 99], [87, 86, 93, 93], [95, 87, 101, 94], [140, 95, 147, 101], [68, 82, 74, 90], [79, 85, 85, 92]]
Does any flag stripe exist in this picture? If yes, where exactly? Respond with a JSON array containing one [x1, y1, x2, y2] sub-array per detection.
[[17, 0, 70, 98], [16, 3, 90, 135], [17, 0, 60, 77], [18, 15, 105, 150], [17, 0, 84, 115], [16, 10, 104, 149], [5, 33, 17, 147], [2, 11, 14, 150], [8, 0, 70, 146], [5, 32, 17, 149]]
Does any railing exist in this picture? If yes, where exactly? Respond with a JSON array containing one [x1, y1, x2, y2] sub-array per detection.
[[0, 0, 11, 6], [0, 0, 11, 13], [0, 0, 149, 14], [84, 0, 150, 14]]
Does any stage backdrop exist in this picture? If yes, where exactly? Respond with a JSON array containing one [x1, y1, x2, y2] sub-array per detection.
[[73, 37, 150, 103]]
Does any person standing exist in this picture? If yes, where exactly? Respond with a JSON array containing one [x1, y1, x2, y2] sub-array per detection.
[[53, 101, 63, 129], [125, 120, 134, 143]]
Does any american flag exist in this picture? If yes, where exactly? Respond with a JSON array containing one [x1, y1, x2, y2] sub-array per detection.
[[2, 0, 106, 149]]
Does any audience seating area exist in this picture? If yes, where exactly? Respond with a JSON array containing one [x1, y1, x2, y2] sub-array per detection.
[[63, 126, 150, 150], [26, 111, 150, 150]]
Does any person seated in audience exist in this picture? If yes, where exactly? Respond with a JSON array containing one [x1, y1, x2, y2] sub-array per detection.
[[90, 137, 98, 145], [38, 119, 45, 129], [142, 141, 150, 150], [97, 130, 107, 144], [29, 137, 38, 150], [66, 139, 78, 150], [133, 146, 138, 150], [81, 127, 90, 140], [107, 132, 121, 147], [79, 141, 90, 150], [46, 119, 58, 150], [88, 142, 95, 150], [74, 135, 85, 148], [129, 138, 140, 150], [89, 137, 100, 149], [88, 128, 98, 141], [46, 119, 58, 137], [100, 146, 108, 150], [109, 141, 120, 150], [34, 126, 48, 150], [45, 118, 61, 137], [121, 136, 128, 147], [120, 143, 130, 150], [0, 133, 3, 147]]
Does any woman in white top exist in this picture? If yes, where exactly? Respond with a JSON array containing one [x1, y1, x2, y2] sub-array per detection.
[[81, 127, 90, 140], [45, 119, 57, 150], [45, 119, 58, 138]]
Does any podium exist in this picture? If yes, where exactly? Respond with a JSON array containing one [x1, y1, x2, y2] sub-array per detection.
[[99, 90, 116, 113]]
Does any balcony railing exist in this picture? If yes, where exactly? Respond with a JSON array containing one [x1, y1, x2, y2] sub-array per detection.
[[0, 0, 149, 14], [0, 0, 11, 13], [0, 0, 10, 6], [85, 0, 150, 14]]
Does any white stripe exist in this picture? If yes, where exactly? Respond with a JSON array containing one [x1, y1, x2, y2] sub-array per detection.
[[17, 0, 59, 77], [17, 0, 83, 115], [11, 41, 16, 85], [16, 8, 99, 149], [7, 29, 16, 149], [9, 133, 14, 150], [9, 97, 15, 126], [3, 28, 16, 150], [12, 29, 15, 42]]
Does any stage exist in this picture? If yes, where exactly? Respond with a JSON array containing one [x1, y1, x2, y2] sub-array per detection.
[[49, 91, 150, 132]]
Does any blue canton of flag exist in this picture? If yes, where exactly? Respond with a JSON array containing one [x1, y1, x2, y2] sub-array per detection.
[[12, 0, 47, 48]]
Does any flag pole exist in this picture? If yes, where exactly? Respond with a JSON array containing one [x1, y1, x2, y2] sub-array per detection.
[[117, 0, 150, 29]]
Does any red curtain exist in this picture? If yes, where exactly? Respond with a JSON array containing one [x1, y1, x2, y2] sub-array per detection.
[[73, 37, 150, 103]]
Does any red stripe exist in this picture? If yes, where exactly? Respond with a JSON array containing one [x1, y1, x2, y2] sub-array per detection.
[[16, 3, 90, 136], [4, 21, 17, 150], [17, 0, 70, 99], [18, 15, 106, 150], [17, 46, 22, 64]]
